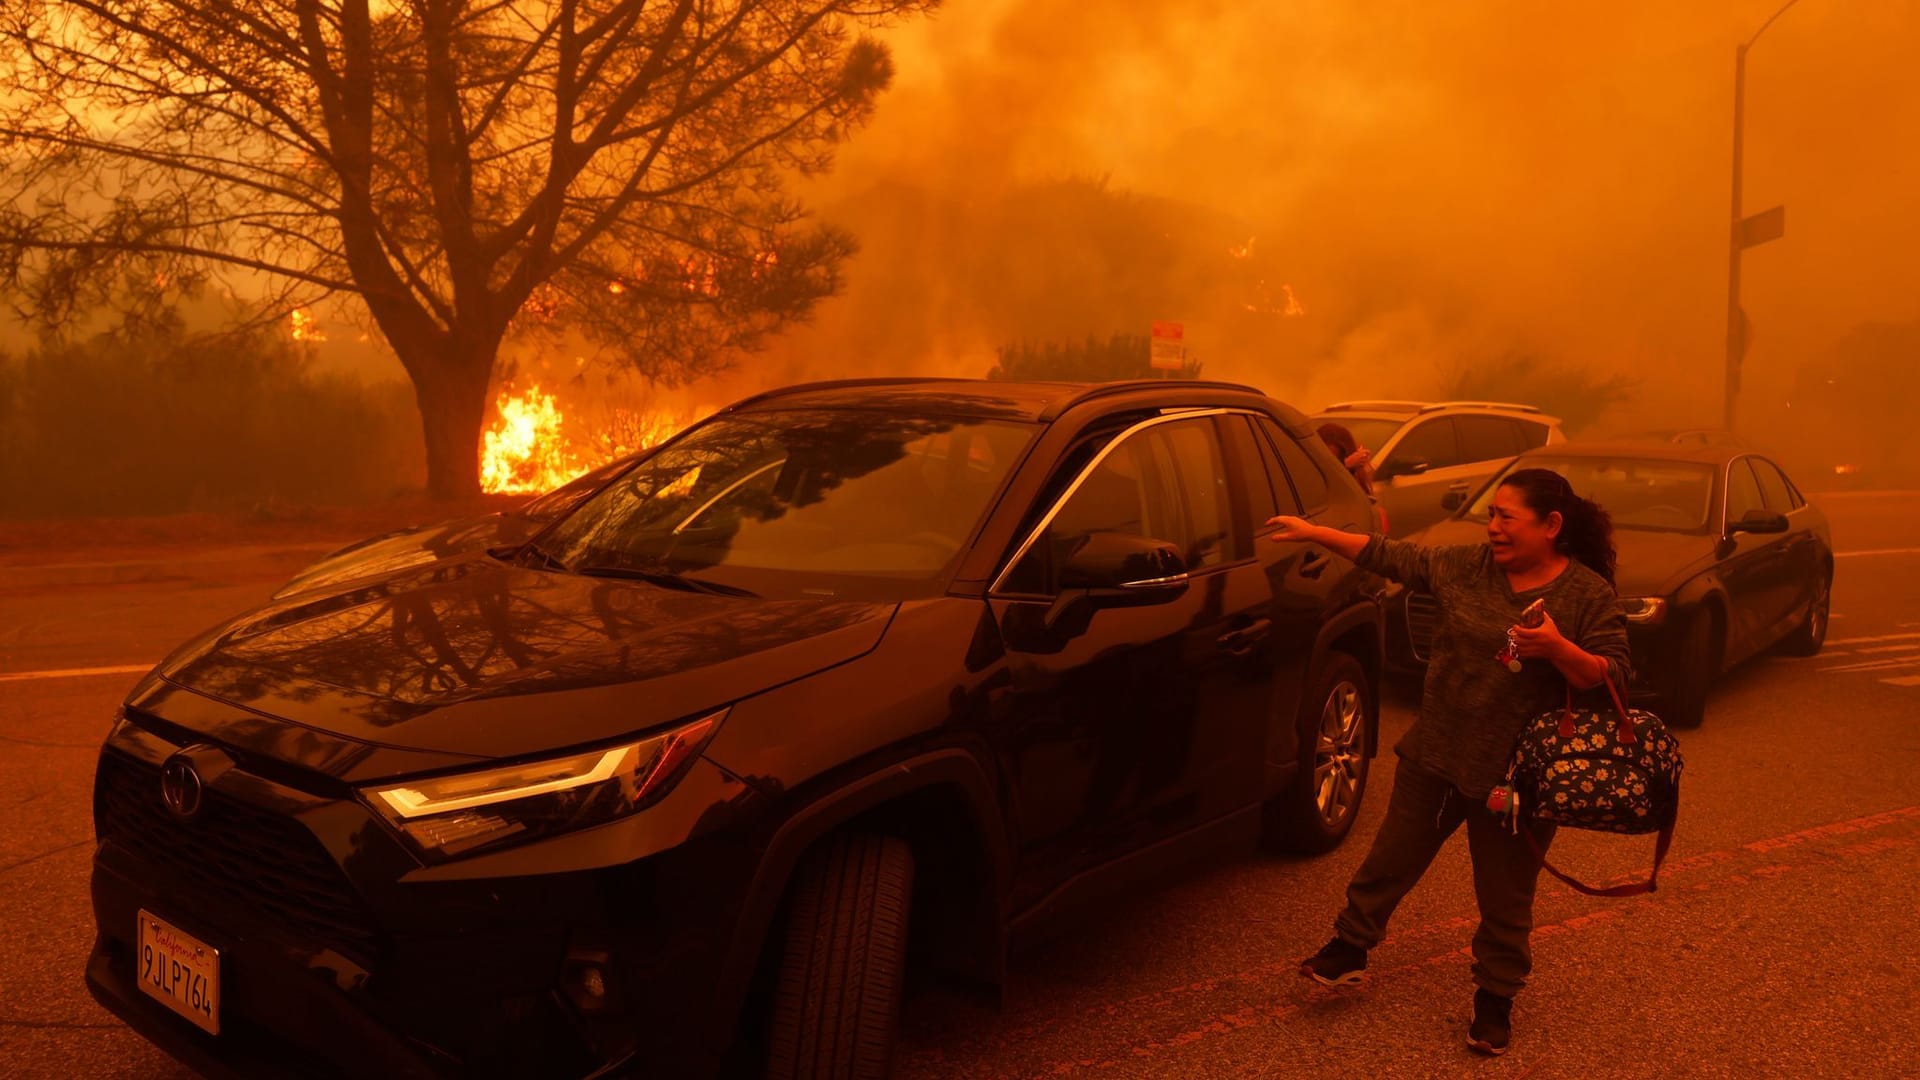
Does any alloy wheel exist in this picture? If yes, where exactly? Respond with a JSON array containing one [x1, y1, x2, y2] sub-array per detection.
[[1314, 680, 1366, 828]]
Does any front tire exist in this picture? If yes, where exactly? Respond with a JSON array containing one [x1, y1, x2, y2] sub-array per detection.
[[1667, 611, 1718, 729], [1269, 652, 1372, 854], [766, 835, 915, 1080]]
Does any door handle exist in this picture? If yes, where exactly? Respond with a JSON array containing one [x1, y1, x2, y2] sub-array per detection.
[[1447, 481, 1471, 491], [1217, 618, 1274, 655], [1299, 550, 1329, 579]]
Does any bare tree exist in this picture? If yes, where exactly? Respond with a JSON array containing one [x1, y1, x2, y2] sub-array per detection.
[[0, 0, 932, 496]]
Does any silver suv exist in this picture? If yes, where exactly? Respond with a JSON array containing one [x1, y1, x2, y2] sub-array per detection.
[[1310, 401, 1565, 536]]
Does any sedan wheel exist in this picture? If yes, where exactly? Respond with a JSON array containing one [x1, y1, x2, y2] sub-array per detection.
[[1667, 612, 1718, 729], [1780, 574, 1832, 657]]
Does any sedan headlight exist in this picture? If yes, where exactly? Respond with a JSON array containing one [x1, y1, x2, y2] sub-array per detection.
[[1620, 597, 1668, 625], [364, 710, 725, 862]]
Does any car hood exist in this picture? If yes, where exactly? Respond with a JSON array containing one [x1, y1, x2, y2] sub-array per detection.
[[155, 554, 896, 760], [273, 512, 534, 599], [1404, 518, 1717, 599]]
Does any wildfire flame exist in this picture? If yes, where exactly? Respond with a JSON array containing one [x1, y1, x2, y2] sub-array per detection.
[[290, 308, 326, 342], [1282, 283, 1306, 317], [480, 382, 691, 495], [481, 385, 574, 495], [1229, 236, 1257, 259]]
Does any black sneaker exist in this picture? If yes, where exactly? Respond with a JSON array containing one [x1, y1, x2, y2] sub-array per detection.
[[1467, 988, 1512, 1056], [1299, 937, 1367, 987]]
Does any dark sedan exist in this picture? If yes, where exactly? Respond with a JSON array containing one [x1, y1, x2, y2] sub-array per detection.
[[87, 378, 1385, 1079], [1388, 443, 1832, 727]]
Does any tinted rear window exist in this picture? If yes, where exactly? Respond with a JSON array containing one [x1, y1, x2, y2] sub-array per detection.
[[1258, 417, 1330, 510]]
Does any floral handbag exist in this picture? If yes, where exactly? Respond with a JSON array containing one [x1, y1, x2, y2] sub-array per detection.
[[1491, 676, 1684, 897]]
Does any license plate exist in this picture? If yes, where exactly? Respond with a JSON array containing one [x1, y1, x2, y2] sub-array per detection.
[[137, 910, 220, 1035]]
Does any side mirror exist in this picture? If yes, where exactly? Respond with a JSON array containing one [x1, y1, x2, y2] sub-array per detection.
[[1377, 456, 1430, 481], [1440, 490, 1467, 512], [1727, 509, 1789, 536], [1058, 531, 1189, 606]]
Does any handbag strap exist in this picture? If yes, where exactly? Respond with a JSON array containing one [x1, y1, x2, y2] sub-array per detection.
[[1524, 816, 1675, 897], [1560, 664, 1638, 744]]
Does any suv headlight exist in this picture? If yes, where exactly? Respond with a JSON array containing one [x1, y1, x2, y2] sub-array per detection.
[[1620, 597, 1668, 624], [363, 710, 725, 862]]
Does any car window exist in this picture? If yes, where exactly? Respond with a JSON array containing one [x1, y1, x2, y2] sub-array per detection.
[[1257, 417, 1330, 510], [1249, 419, 1303, 515], [1725, 458, 1766, 525], [1002, 419, 1228, 594], [1456, 416, 1524, 462], [1750, 458, 1796, 513], [1466, 456, 1717, 532], [1155, 419, 1238, 566], [1514, 420, 1551, 449], [521, 457, 632, 522], [543, 410, 1034, 591], [1226, 416, 1281, 538], [1385, 417, 1461, 471], [1780, 468, 1807, 509]]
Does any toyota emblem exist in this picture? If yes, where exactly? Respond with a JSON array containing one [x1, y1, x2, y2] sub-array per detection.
[[159, 756, 205, 820]]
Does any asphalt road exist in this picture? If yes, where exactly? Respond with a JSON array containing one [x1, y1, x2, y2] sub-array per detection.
[[2, 494, 1916, 1079]]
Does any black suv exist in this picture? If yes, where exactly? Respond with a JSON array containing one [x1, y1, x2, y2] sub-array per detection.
[[86, 379, 1384, 1079]]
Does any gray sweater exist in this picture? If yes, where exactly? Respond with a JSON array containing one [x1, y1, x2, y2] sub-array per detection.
[[1359, 535, 1633, 799]]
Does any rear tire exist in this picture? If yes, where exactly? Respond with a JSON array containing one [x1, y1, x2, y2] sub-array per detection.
[[1667, 611, 1718, 729], [766, 835, 915, 1080], [1780, 572, 1831, 657], [1268, 652, 1372, 854]]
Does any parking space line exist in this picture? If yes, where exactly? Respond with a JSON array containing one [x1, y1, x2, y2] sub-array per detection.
[[1857, 644, 1920, 655], [1881, 676, 1920, 688], [1828, 632, 1920, 646], [0, 664, 151, 684], [1820, 658, 1920, 674], [1834, 548, 1920, 559]]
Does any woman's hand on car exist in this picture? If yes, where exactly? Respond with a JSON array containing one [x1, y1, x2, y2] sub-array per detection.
[[1266, 515, 1318, 543], [1344, 448, 1372, 470]]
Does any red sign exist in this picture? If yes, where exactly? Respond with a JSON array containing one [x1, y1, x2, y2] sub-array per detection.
[[1150, 321, 1185, 371]]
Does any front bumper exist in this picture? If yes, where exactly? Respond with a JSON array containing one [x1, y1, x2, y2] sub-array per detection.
[[87, 716, 764, 1079]]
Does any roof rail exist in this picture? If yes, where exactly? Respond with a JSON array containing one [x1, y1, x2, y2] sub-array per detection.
[[1420, 401, 1544, 415], [1322, 400, 1428, 412], [717, 377, 960, 415], [1039, 379, 1267, 421]]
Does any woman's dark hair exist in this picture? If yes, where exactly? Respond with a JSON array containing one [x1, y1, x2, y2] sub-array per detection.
[[1316, 423, 1373, 494], [1316, 422, 1360, 461], [1499, 467, 1617, 586]]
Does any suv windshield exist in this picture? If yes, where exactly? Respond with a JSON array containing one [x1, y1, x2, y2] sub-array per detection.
[[1464, 456, 1718, 533], [541, 409, 1035, 595]]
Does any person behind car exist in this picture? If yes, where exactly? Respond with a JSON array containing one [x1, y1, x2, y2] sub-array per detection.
[[1265, 467, 1631, 1056], [1317, 421, 1386, 531], [1316, 422, 1376, 495]]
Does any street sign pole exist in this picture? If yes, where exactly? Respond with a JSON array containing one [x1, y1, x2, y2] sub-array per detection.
[[1722, 0, 1802, 431], [1724, 44, 1747, 432]]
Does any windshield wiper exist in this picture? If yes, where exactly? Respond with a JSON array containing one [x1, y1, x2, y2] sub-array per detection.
[[573, 564, 759, 598], [490, 540, 571, 573]]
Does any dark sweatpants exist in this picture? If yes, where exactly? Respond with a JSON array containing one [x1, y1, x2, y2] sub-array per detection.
[[1333, 761, 1556, 998]]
